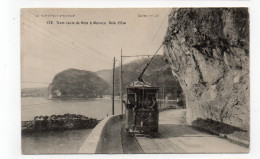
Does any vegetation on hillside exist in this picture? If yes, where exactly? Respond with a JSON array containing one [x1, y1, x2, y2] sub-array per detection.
[[23, 56, 183, 99], [49, 68, 109, 98], [97, 55, 183, 98]]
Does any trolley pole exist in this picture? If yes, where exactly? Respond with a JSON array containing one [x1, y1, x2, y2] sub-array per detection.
[[120, 49, 123, 117], [112, 57, 115, 115]]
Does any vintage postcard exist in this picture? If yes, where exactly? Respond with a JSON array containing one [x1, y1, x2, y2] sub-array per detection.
[[21, 8, 249, 154]]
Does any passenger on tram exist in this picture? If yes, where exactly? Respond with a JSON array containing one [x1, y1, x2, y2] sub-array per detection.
[[127, 95, 135, 109], [147, 97, 157, 110]]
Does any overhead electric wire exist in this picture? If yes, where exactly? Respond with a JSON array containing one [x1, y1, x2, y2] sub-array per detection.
[[22, 18, 113, 64], [122, 9, 170, 60], [22, 9, 172, 88], [21, 61, 70, 75], [119, 9, 170, 81], [122, 54, 160, 58], [26, 10, 113, 63], [21, 22, 99, 62], [150, 9, 171, 44], [141, 9, 171, 56], [21, 15, 113, 64], [26, 10, 113, 62], [137, 43, 164, 81]]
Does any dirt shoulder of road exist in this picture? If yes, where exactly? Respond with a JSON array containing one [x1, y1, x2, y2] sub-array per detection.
[[160, 109, 249, 147], [192, 118, 249, 147]]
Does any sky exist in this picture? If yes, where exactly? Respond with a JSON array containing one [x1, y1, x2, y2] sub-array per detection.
[[21, 8, 171, 88]]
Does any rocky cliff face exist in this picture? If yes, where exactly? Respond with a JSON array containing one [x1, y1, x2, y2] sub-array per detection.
[[163, 8, 249, 131]]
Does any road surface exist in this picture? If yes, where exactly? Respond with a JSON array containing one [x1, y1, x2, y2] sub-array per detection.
[[135, 109, 249, 153]]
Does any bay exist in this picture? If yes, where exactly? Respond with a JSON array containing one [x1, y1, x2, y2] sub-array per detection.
[[21, 97, 123, 154]]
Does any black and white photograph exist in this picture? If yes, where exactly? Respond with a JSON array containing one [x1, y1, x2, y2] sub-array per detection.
[[20, 8, 249, 154]]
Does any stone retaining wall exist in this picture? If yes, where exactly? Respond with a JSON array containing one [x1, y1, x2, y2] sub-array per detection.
[[78, 115, 122, 153]]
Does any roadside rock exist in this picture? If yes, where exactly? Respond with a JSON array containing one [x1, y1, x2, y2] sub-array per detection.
[[163, 8, 249, 131]]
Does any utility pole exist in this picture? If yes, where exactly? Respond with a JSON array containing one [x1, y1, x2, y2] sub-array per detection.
[[120, 53, 161, 111], [162, 84, 165, 109], [120, 49, 123, 117], [112, 57, 115, 115]]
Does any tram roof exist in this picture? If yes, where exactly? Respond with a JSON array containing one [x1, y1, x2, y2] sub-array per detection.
[[127, 86, 159, 90], [128, 81, 159, 90]]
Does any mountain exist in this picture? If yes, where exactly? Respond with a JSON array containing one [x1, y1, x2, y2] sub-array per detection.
[[49, 68, 109, 98], [48, 55, 182, 99], [96, 55, 182, 97], [96, 69, 113, 88]]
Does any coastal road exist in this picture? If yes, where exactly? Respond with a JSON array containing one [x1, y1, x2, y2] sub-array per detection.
[[135, 109, 249, 153]]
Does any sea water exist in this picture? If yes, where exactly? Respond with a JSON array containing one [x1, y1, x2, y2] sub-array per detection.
[[21, 97, 122, 154]]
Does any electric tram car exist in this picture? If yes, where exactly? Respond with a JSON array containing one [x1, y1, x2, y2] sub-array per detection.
[[125, 81, 159, 134]]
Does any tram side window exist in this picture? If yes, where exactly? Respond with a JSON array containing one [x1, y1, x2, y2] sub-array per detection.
[[127, 94, 135, 109]]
